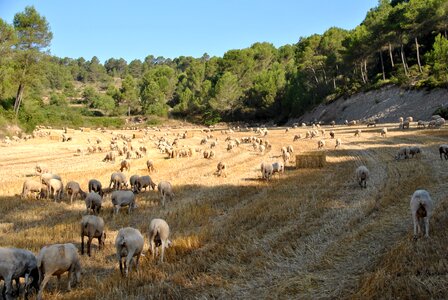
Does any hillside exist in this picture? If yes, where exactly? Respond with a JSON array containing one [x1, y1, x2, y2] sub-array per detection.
[[297, 85, 448, 124]]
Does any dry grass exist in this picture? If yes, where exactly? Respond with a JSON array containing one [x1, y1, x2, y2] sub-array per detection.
[[1, 123, 448, 299]]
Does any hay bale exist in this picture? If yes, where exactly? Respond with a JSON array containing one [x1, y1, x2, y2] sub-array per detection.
[[133, 132, 144, 139], [49, 134, 60, 141], [64, 128, 75, 134], [296, 151, 326, 168], [80, 127, 91, 132]]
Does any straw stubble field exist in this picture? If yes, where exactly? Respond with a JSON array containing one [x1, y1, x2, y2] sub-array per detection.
[[0, 123, 447, 299]]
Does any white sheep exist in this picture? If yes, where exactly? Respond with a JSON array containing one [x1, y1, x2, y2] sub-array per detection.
[[282, 151, 291, 164], [216, 161, 227, 177], [355, 165, 370, 188], [21, 179, 45, 199], [410, 189, 433, 239], [109, 172, 127, 190], [115, 227, 144, 277], [111, 190, 137, 214], [148, 219, 172, 263], [37, 243, 81, 300], [0, 248, 39, 299], [66, 181, 87, 204], [260, 162, 273, 180], [158, 181, 174, 207], [272, 161, 284, 174], [317, 139, 325, 149], [335, 138, 342, 149], [80, 215, 106, 257], [47, 178, 64, 202], [381, 127, 387, 137]]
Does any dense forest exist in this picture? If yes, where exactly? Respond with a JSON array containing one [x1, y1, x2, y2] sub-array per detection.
[[0, 0, 447, 131]]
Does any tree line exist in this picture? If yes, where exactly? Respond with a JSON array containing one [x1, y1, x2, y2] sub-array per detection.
[[0, 0, 447, 130]]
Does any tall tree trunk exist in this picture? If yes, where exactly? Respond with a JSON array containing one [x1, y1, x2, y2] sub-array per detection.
[[333, 77, 336, 89], [310, 67, 319, 84], [322, 68, 328, 85], [415, 37, 422, 73], [14, 83, 25, 115], [360, 62, 366, 84], [400, 44, 408, 76], [379, 50, 386, 80], [364, 60, 368, 83], [389, 43, 395, 67]]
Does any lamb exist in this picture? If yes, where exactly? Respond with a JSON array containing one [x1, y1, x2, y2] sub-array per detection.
[[381, 127, 387, 137], [410, 189, 433, 239], [146, 160, 155, 172], [0, 247, 39, 299], [439, 144, 448, 160], [120, 160, 131, 172], [409, 146, 422, 158], [260, 162, 274, 180], [115, 227, 144, 277], [395, 147, 410, 160], [355, 165, 369, 188], [37, 243, 81, 300], [148, 219, 172, 263], [85, 192, 102, 215], [80, 215, 106, 257], [109, 172, 127, 190], [134, 175, 156, 193], [88, 179, 103, 196], [66, 181, 87, 204], [317, 139, 325, 149], [111, 190, 137, 214], [335, 138, 342, 149], [21, 179, 45, 199], [272, 161, 284, 174], [216, 161, 227, 177], [157, 181, 174, 207]]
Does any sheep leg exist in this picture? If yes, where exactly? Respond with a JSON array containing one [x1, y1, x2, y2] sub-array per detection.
[[424, 217, 430, 238], [38, 275, 51, 300], [81, 235, 85, 255], [119, 257, 124, 276], [125, 253, 134, 277], [3, 275, 13, 299], [135, 253, 141, 272], [87, 236, 93, 256], [160, 241, 165, 263], [150, 239, 155, 260], [413, 215, 419, 239], [67, 271, 72, 291]]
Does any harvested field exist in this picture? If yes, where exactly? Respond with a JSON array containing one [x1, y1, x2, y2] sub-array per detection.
[[1, 123, 448, 299]]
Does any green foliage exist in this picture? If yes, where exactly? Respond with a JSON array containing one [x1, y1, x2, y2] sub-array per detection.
[[425, 34, 448, 85]]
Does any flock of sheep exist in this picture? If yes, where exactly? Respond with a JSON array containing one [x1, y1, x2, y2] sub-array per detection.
[[1, 115, 446, 299]]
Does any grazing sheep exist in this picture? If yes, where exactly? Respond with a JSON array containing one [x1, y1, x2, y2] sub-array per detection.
[[80, 215, 106, 257], [129, 174, 140, 190], [401, 120, 410, 129], [439, 144, 448, 160], [282, 151, 291, 164], [399, 117, 404, 123], [109, 172, 127, 190], [317, 139, 325, 149], [335, 138, 342, 149], [102, 151, 116, 162], [395, 147, 410, 160], [0, 248, 39, 299], [381, 128, 387, 137], [157, 181, 174, 207], [21, 179, 45, 200], [366, 121, 376, 127], [260, 162, 274, 180], [409, 146, 422, 158], [120, 160, 130, 172], [47, 178, 64, 202], [146, 160, 155, 173], [134, 175, 156, 193], [406, 116, 413, 123], [410, 189, 433, 239], [85, 192, 102, 215], [111, 190, 137, 214], [259, 144, 266, 154], [355, 165, 370, 188], [37, 243, 81, 300], [272, 161, 285, 174], [115, 227, 144, 277], [329, 131, 335, 139], [293, 134, 301, 141], [286, 145, 294, 154], [354, 129, 362, 137], [66, 181, 86, 204], [88, 179, 103, 197], [216, 161, 227, 177], [148, 219, 172, 263]]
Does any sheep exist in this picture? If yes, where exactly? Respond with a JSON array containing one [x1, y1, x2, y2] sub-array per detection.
[[272, 161, 284, 174], [410, 189, 433, 239], [366, 121, 376, 127], [47, 178, 64, 202], [85, 192, 102, 215], [80, 215, 106, 257], [286, 145, 294, 154], [37, 243, 81, 300], [216, 161, 227, 177], [88, 179, 103, 196], [115, 227, 144, 277], [439, 144, 448, 160], [129, 174, 140, 190], [102, 151, 116, 162], [120, 160, 130, 172], [355, 165, 369, 188], [329, 131, 335, 139], [146, 160, 155, 172], [35, 163, 49, 175], [282, 151, 291, 164], [134, 175, 157, 193], [259, 144, 266, 154], [148, 219, 172, 263], [406, 116, 413, 123], [409, 146, 422, 158], [21, 179, 45, 199], [417, 120, 427, 128], [354, 129, 362, 137], [317, 139, 325, 149], [395, 147, 410, 160], [335, 138, 342, 149], [111, 190, 137, 214], [0, 248, 39, 299], [399, 117, 404, 123], [210, 140, 218, 149], [109, 172, 127, 190], [293, 134, 301, 141], [260, 162, 274, 180], [401, 120, 410, 129], [157, 181, 174, 207], [66, 181, 87, 204], [381, 127, 387, 137]]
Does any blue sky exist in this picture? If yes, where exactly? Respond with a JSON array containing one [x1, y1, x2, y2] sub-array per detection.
[[0, 0, 378, 63]]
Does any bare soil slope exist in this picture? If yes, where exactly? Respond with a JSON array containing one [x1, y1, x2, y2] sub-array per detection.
[[0, 123, 447, 299]]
